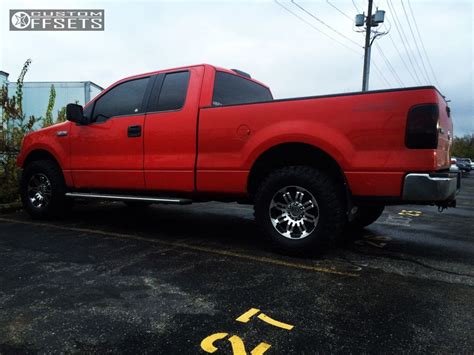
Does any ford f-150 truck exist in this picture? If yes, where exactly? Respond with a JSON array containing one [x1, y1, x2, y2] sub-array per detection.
[[17, 64, 459, 254]]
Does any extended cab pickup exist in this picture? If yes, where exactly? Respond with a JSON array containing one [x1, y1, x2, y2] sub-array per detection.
[[17, 64, 459, 254]]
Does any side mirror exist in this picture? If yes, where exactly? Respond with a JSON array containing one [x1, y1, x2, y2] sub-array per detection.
[[66, 103, 86, 124]]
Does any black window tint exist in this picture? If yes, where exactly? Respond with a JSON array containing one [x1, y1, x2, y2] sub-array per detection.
[[212, 72, 273, 106], [157, 71, 190, 111], [92, 77, 149, 122], [83, 103, 93, 121]]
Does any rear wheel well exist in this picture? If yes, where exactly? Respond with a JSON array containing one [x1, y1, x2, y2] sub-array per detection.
[[247, 143, 348, 199], [23, 150, 60, 170]]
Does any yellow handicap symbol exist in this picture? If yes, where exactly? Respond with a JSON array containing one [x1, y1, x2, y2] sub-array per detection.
[[200, 308, 293, 354], [398, 209, 422, 217], [200, 332, 271, 355]]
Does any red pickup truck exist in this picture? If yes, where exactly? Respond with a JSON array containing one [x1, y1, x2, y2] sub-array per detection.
[[17, 64, 459, 254]]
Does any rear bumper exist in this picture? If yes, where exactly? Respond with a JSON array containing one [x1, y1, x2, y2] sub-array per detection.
[[402, 172, 460, 202]]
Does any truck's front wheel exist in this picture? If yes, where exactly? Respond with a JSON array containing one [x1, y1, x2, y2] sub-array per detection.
[[20, 160, 68, 219], [254, 166, 346, 255]]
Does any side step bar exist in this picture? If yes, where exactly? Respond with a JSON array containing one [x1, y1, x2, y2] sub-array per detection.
[[65, 192, 192, 205]]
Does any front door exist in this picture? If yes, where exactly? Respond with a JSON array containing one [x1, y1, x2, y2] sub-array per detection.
[[70, 75, 152, 190]]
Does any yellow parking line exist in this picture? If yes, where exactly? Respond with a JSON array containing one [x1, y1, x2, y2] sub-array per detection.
[[0, 217, 359, 277]]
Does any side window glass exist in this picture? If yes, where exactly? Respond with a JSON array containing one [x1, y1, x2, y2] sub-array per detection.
[[212, 71, 273, 106], [157, 71, 190, 111], [92, 77, 149, 122], [83, 103, 93, 122]]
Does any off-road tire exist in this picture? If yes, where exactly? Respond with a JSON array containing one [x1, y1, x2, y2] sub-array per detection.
[[20, 160, 68, 219], [254, 166, 346, 255]]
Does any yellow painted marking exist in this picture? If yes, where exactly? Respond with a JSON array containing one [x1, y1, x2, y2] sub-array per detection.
[[365, 241, 387, 248], [236, 308, 260, 323], [201, 332, 228, 353], [257, 313, 294, 330], [250, 342, 271, 355], [200, 333, 271, 355], [236, 308, 294, 330], [398, 210, 422, 217], [227, 335, 247, 355], [0, 217, 358, 277]]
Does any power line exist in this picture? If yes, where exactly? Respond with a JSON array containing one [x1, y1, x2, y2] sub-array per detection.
[[274, 0, 362, 55], [407, 0, 442, 89], [291, 0, 361, 48], [384, 21, 418, 84], [379, 9, 418, 85], [372, 60, 392, 87], [374, 42, 404, 86], [400, 0, 431, 83], [352, 0, 361, 13], [326, 0, 353, 21], [275, 0, 390, 91], [390, 0, 428, 83], [386, 0, 422, 84]]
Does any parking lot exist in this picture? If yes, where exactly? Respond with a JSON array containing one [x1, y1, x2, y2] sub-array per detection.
[[0, 176, 473, 353]]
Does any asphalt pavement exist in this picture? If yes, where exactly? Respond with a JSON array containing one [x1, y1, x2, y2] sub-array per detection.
[[0, 175, 473, 354]]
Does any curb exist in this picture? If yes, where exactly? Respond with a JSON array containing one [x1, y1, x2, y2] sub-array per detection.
[[0, 201, 22, 213]]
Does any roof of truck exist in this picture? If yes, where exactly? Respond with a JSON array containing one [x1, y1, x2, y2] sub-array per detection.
[[104, 64, 270, 92]]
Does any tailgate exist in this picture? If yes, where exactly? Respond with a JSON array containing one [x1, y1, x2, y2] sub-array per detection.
[[435, 92, 453, 170]]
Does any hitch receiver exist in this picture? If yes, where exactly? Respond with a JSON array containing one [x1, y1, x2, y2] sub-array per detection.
[[436, 199, 456, 212]]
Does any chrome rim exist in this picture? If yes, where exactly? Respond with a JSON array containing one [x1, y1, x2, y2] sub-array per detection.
[[269, 185, 319, 240], [27, 173, 52, 209]]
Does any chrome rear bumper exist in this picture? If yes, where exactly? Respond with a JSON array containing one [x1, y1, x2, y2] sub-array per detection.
[[402, 173, 460, 202]]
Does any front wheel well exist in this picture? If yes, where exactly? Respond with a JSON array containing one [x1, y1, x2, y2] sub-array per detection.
[[247, 143, 348, 199], [23, 149, 61, 170]]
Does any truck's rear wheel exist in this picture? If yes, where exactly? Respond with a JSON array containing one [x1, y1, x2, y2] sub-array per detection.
[[254, 166, 346, 255], [20, 160, 68, 219], [348, 205, 385, 229]]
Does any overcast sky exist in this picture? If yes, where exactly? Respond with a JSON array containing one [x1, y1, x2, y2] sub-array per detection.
[[1, 0, 472, 135]]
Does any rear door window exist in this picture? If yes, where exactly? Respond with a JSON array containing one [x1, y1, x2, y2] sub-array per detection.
[[212, 71, 273, 106], [156, 71, 190, 111]]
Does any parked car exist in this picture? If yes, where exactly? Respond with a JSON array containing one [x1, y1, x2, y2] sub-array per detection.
[[463, 158, 474, 170], [450, 158, 460, 173], [17, 64, 459, 254], [456, 158, 472, 172]]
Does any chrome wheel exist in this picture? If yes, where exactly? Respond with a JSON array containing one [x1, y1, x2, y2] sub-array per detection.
[[27, 173, 52, 209], [269, 185, 319, 239]]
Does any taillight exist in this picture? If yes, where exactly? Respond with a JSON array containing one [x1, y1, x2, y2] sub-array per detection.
[[405, 104, 439, 149]]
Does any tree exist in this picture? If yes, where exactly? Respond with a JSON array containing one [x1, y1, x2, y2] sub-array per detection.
[[43, 84, 56, 127], [0, 59, 42, 203], [452, 134, 474, 159], [56, 106, 67, 124]]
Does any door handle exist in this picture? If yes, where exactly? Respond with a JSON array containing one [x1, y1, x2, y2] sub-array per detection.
[[128, 125, 141, 138]]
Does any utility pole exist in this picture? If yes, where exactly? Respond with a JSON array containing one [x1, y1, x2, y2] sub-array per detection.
[[355, 0, 386, 91], [362, 0, 374, 92]]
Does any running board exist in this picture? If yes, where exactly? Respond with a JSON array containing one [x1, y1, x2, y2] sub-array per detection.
[[65, 192, 192, 205]]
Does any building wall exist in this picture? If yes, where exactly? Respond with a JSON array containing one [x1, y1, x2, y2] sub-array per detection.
[[7, 82, 102, 121], [0, 72, 8, 87]]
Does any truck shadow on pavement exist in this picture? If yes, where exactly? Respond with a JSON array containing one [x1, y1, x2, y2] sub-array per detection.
[[12, 185, 474, 268]]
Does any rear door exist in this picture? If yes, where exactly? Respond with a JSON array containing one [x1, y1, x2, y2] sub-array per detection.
[[70, 75, 153, 190], [143, 66, 204, 192]]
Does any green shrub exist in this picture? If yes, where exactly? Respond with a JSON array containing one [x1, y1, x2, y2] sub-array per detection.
[[0, 59, 40, 203]]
